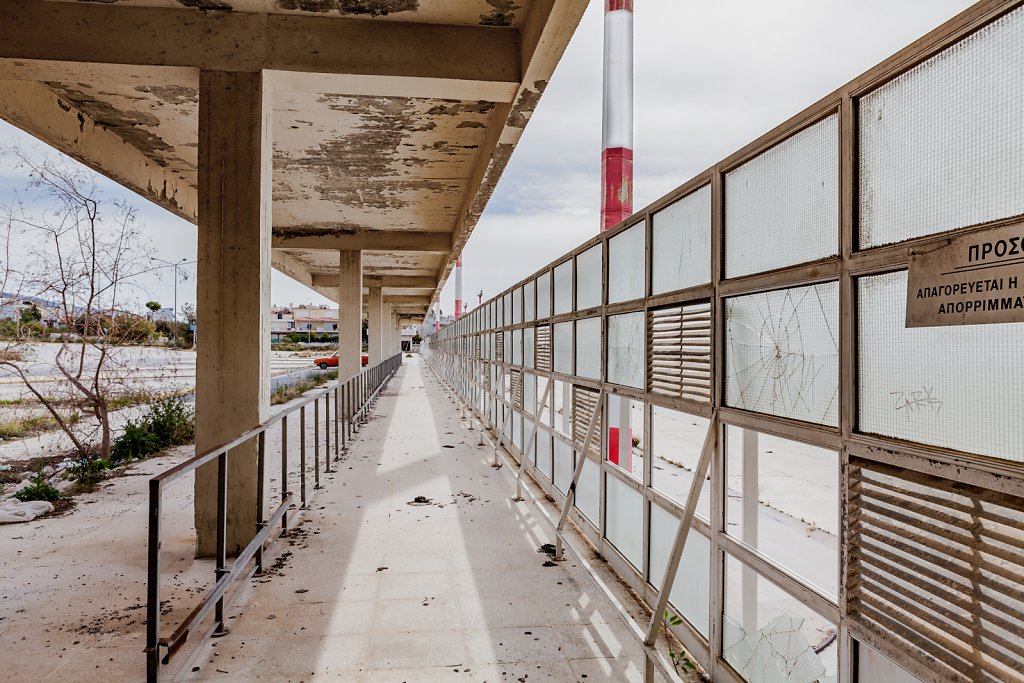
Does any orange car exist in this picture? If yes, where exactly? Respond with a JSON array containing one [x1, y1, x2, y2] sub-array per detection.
[[313, 352, 368, 370]]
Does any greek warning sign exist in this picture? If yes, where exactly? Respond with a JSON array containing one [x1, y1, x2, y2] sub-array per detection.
[[907, 223, 1024, 327]]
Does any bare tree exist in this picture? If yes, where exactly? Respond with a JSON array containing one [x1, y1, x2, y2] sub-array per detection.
[[0, 149, 154, 458]]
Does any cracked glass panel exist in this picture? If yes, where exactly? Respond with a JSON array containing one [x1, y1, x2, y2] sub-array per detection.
[[725, 115, 839, 278], [553, 438, 574, 495], [651, 406, 711, 521], [860, 6, 1024, 248], [858, 271, 1024, 462], [554, 260, 573, 315], [576, 244, 603, 310], [524, 279, 536, 322], [723, 553, 838, 683], [652, 185, 712, 294], [607, 311, 645, 388], [725, 282, 839, 426], [605, 472, 644, 571], [649, 504, 711, 639], [576, 454, 600, 526], [725, 425, 839, 598], [609, 223, 646, 303], [536, 272, 551, 319], [606, 394, 644, 481], [553, 321, 572, 375], [575, 316, 602, 380]]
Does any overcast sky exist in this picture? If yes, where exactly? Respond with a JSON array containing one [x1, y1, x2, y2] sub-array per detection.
[[0, 0, 975, 316]]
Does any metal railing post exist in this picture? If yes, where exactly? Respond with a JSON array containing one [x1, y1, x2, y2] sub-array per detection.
[[299, 405, 307, 508], [314, 398, 321, 486], [256, 432, 266, 573], [281, 415, 289, 534], [214, 450, 228, 634], [146, 479, 162, 683]]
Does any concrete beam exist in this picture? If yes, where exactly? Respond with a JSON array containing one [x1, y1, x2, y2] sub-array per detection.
[[272, 230, 451, 253], [383, 296, 432, 305], [311, 273, 435, 289], [0, 79, 197, 222], [0, 5, 521, 95], [270, 250, 316, 290]]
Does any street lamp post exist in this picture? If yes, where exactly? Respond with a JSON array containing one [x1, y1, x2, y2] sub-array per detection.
[[150, 257, 197, 348]]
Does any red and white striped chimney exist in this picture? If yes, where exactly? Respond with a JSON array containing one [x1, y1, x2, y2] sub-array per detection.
[[601, 0, 633, 231], [434, 300, 440, 331], [454, 257, 463, 320]]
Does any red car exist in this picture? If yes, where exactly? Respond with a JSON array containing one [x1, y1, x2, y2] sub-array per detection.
[[314, 352, 368, 370]]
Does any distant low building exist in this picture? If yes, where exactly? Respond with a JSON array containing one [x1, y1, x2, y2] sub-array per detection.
[[271, 304, 339, 341]]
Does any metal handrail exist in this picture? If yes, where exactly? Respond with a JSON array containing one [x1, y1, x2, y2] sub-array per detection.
[[146, 353, 403, 682]]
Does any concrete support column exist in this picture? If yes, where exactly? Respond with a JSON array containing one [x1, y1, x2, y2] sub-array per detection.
[[338, 250, 362, 380], [368, 285, 384, 366], [194, 70, 272, 557]]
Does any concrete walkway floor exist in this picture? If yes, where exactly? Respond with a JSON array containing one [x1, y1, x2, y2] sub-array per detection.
[[184, 356, 662, 683]]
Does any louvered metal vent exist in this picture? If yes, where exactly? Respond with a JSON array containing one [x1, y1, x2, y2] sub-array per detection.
[[647, 301, 712, 403], [510, 370, 523, 408], [572, 385, 600, 457], [848, 457, 1024, 683], [494, 331, 504, 362], [536, 325, 552, 372]]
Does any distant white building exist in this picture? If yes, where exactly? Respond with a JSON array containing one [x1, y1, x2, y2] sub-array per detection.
[[271, 304, 339, 341]]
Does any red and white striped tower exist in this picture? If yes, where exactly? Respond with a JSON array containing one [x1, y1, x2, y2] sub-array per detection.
[[454, 257, 463, 320], [603, 0, 635, 473], [601, 0, 633, 231]]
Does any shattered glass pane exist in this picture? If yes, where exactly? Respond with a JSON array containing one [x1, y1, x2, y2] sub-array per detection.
[[725, 283, 839, 426], [607, 311, 645, 388]]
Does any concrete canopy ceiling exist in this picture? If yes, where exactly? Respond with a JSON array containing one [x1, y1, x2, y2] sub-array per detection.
[[0, 0, 587, 319]]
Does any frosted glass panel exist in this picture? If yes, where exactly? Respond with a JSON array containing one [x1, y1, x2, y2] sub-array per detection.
[[576, 245, 602, 310], [651, 406, 711, 520], [857, 643, 923, 683], [858, 271, 1024, 462], [652, 185, 711, 294], [860, 7, 1024, 248], [512, 411, 522, 450], [512, 328, 522, 366], [536, 430, 552, 479], [553, 438, 574, 494], [575, 317, 601, 380], [649, 504, 710, 638], [554, 260, 573, 315], [605, 473, 644, 571], [512, 287, 523, 324], [725, 425, 839, 598], [725, 283, 839, 426], [607, 311, 645, 388], [524, 280, 536, 322], [553, 321, 572, 375], [503, 293, 512, 326], [503, 330, 512, 364], [576, 455, 600, 525], [537, 272, 551, 319], [523, 372, 536, 416], [608, 223, 646, 303], [725, 115, 838, 278], [524, 326, 535, 369], [723, 554, 838, 683]]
